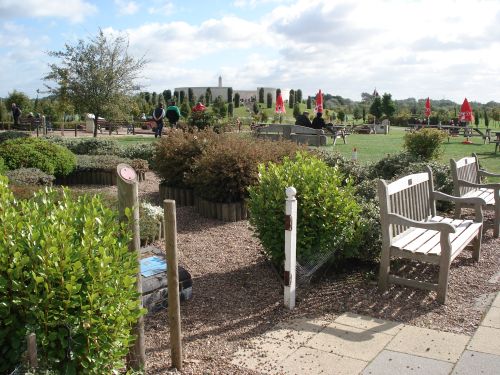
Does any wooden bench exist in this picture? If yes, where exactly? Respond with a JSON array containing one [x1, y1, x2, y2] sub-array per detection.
[[326, 126, 350, 145], [255, 124, 327, 146], [378, 167, 485, 303], [493, 132, 500, 154], [451, 153, 500, 238]]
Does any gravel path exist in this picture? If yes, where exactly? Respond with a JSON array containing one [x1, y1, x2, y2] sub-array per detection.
[[122, 173, 499, 373]]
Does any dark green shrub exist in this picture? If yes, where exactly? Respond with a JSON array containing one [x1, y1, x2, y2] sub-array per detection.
[[6, 167, 55, 186], [0, 138, 76, 176], [248, 152, 361, 266], [188, 110, 216, 130], [64, 138, 121, 155], [368, 152, 419, 180], [189, 135, 302, 203], [0, 130, 30, 144], [0, 176, 143, 373], [74, 155, 148, 175], [152, 129, 218, 187], [118, 143, 155, 163], [404, 128, 447, 160], [317, 150, 370, 185]]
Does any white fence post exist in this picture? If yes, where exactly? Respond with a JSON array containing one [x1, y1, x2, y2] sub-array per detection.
[[284, 187, 297, 309]]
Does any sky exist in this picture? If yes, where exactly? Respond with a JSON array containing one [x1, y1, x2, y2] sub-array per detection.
[[1, 0, 499, 103]]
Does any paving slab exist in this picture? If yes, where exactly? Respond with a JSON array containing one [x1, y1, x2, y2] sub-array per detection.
[[492, 292, 500, 308], [482, 306, 500, 329], [280, 346, 367, 375], [334, 313, 404, 336], [467, 326, 500, 355], [386, 325, 469, 362], [306, 322, 394, 361], [452, 350, 500, 375], [361, 349, 453, 375], [231, 337, 301, 374], [261, 317, 330, 346]]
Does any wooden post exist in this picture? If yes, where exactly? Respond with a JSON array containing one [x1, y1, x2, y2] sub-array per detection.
[[116, 163, 146, 371], [164, 199, 183, 370], [284, 187, 297, 309], [27, 333, 37, 369]]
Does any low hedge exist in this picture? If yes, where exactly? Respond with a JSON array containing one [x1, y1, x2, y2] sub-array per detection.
[[6, 168, 55, 186], [74, 154, 148, 175], [0, 157, 5, 174], [0, 176, 144, 373], [0, 130, 30, 144], [0, 137, 76, 177]]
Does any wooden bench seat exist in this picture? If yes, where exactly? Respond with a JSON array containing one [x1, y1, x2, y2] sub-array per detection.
[[255, 124, 327, 146], [451, 153, 500, 237], [378, 167, 485, 303]]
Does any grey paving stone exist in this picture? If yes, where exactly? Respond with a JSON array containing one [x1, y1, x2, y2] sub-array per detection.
[[467, 326, 500, 355], [482, 306, 500, 329], [362, 350, 453, 375], [334, 313, 404, 336], [492, 292, 500, 308], [452, 350, 500, 375]]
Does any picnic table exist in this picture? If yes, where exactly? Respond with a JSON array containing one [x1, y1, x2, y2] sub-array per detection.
[[406, 124, 492, 144]]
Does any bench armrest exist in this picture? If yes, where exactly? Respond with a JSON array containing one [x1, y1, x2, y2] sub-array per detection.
[[432, 191, 487, 206], [478, 170, 500, 179], [388, 213, 456, 234], [456, 179, 500, 190]]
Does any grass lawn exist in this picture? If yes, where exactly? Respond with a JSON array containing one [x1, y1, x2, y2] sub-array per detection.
[[323, 126, 499, 180]]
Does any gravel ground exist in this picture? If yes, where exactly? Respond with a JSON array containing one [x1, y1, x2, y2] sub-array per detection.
[[93, 172, 500, 374]]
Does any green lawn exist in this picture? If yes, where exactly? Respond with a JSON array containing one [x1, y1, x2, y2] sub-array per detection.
[[323, 126, 499, 180]]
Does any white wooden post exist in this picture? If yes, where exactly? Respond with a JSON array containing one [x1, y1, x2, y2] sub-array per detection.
[[284, 187, 297, 309]]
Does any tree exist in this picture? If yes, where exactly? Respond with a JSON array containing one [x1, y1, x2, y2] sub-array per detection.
[[258, 88, 264, 103], [474, 110, 480, 126], [205, 88, 212, 106], [180, 101, 190, 119], [267, 92, 272, 108], [180, 90, 185, 104], [381, 93, 396, 118], [252, 101, 259, 115], [306, 96, 312, 109], [45, 29, 147, 137], [164, 89, 172, 103], [484, 109, 489, 128], [369, 97, 383, 122], [212, 96, 227, 118], [338, 110, 345, 122], [227, 87, 233, 103], [144, 92, 151, 104], [6, 90, 31, 114], [234, 92, 240, 108], [289, 89, 295, 108], [174, 91, 179, 103], [296, 89, 303, 103], [362, 107, 366, 122], [152, 92, 157, 106], [353, 107, 362, 121], [188, 88, 194, 105], [228, 102, 234, 117], [293, 103, 301, 118]]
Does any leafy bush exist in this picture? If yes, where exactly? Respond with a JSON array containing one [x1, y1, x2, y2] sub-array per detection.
[[403, 128, 447, 160], [368, 152, 419, 180], [0, 138, 76, 176], [118, 143, 155, 163], [152, 129, 219, 187], [248, 152, 361, 266], [317, 150, 370, 185], [189, 135, 302, 203], [54, 137, 121, 155], [0, 176, 143, 373], [6, 167, 55, 186], [0, 130, 30, 144], [0, 157, 6, 174], [74, 154, 148, 175], [188, 110, 216, 130]]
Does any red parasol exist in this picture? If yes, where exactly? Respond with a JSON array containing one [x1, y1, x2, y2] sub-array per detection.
[[425, 97, 431, 118], [459, 98, 474, 122], [275, 93, 286, 114], [192, 102, 207, 112], [315, 90, 323, 113]]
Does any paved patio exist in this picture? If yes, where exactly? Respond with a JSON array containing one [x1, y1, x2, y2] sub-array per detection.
[[232, 292, 500, 374]]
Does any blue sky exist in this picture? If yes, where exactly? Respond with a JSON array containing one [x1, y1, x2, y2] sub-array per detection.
[[1, 0, 500, 103]]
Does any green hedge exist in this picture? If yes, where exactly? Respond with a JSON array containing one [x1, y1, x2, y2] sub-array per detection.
[[0, 130, 30, 144], [0, 138, 76, 177], [0, 157, 5, 174], [248, 152, 361, 266], [404, 128, 447, 160], [74, 154, 148, 175], [0, 176, 144, 373], [6, 167, 55, 186]]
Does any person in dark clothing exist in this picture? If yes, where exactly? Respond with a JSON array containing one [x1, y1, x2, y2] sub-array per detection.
[[153, 103, 165, 138], [295, 111, 312, 127], [311, 112, 326, 129], [166, 101, 181, 129], [11, 103, 21, 126]]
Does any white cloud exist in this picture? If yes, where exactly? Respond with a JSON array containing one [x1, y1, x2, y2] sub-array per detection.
[[114, 0, 139, 16], [0, 0, 97, 23], [147, 0, 174, 15]]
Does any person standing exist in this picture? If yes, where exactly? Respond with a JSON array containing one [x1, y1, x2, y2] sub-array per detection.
[[153, 103, 165, 138], [166, 101, 181, 129], [11, 103, 21, 126]]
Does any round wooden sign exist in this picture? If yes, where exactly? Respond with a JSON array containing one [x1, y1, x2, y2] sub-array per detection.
[[119, 166, 137, 181]]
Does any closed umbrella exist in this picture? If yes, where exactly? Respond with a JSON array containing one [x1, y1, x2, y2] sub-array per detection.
[[275, 93, 286, 114], [459, 98, 474, 144], [425, 97, 431, 125], [315, 90, 323, 114]]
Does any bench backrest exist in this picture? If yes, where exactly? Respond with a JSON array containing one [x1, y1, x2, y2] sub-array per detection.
[[450, 154, 480, 197], [378, 168, 435, 238]]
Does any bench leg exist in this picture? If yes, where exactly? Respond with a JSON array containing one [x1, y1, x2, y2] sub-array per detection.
[[378, 249, 391, 292], [343, 135, 347, 144], [437, 258, 451, 304], [454, 203, 462, 219], [494, 195, 500, 238]]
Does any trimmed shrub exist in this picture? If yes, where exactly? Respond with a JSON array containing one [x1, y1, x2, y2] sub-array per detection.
[[0, 138, 76, 176], [60, 137, 121, 155], [152, 129, 218, 187], [74, 154, 148, 175], [248, 152, 361, 266], [118, 143, 155, 163], [317, 150, 370, 185], [368, 152, 419, 180], [404, 128, 447, 160], [0, 176, 143, 373], [189, 135, 302, 203], [6, 167, 55, 186], [0, 157, 6, 174], [0, 130, 30, 144]]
